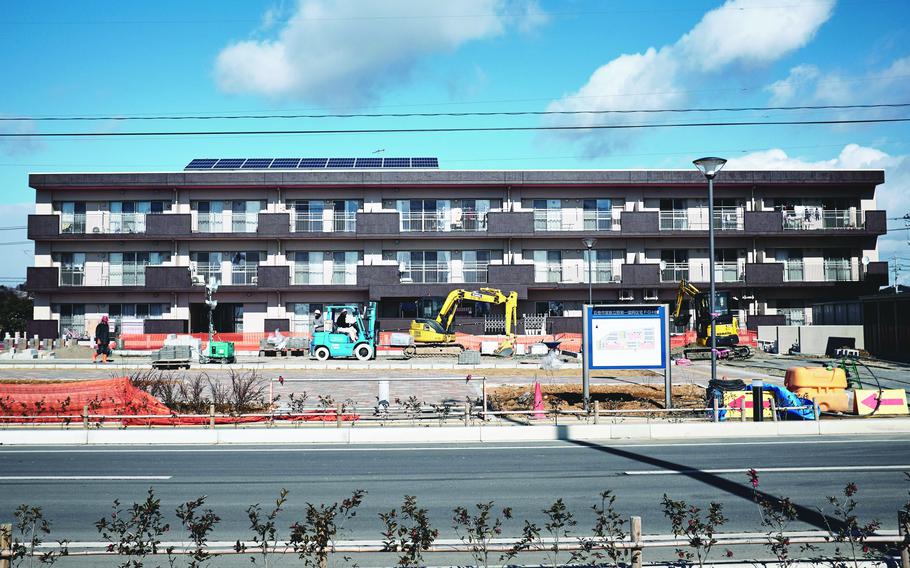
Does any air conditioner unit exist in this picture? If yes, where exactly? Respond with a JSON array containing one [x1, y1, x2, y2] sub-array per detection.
[[619, 289, 634, 301]]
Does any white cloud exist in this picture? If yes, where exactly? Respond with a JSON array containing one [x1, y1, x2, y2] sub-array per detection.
[[546, 0, 835, 155], [765, 55, 910, 106], [215, 0, 546, 105]]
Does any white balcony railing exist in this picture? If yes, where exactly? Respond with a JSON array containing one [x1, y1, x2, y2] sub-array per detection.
[[534, 263, 562, 283], [461, 261, 490, 284], [659, 208, 743, 231], [60, 212, 153, 234], [193, 265, 222, 286], [230, 265, 259, 285], [59, 267, 85, 286], [400, 261, 452, 283], [400, 211, 488, 232], [779, 259, 859, 282], [782, 208, 860, 230], [292, 212, 356, 233], [107, 265, 146, 286], [660, 262, 689, 283], [195, 212, 258, 233], [293, 265, 358, 285], [533, 210, 620, 232]]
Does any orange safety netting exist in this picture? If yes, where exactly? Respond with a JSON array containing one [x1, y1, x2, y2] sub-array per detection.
[[0, 377, 359, 426]]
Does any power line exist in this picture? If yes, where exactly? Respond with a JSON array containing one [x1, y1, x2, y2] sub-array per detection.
[[0, 242, 32, 246], [2, 117, 907, 138], [3, 102, 909, 122]]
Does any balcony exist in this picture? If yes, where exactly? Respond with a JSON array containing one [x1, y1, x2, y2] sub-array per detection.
[[293, 265, 358, 285], [534, 263, 562, 283], [660, 262, 688, 283], [106, 265, 146, 286], [400, 211, 488, 232], [659, 207, 743, 231], [59, 212, 155, 234], [399, 261, 489, 284], [292, 212, 356, 233], [194, 212, 258, 233], [780, 259, 859, 282], [59, 267, 85, 287], [782, 209, 860, 231], [533, 210, 619, 232], [230, 265, 259, 285]]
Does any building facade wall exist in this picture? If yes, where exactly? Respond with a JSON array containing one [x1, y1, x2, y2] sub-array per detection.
[[26, 168, 887, 335]]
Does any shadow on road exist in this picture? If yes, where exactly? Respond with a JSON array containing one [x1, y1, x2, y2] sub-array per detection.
[[558, 430, 849, 534]]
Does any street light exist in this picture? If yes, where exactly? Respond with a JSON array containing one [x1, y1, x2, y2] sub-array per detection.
[[583, 237, 597, 305], [693, 157, 727, 387]]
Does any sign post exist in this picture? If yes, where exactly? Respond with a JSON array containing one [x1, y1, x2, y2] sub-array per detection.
[[583, 304, 672, 409]]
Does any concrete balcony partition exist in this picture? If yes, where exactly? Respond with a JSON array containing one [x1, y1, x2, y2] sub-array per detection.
[[145, 214, 192, 237], [487, 211, 534, 235], [487, 263, 534, 284], [745, 263, 784, 285], [620, 263, 660, 285], [744, 211, 783, 233], [145, 266, 193, 290], [26, 267, 60, 292], [619, 211, 659, 234], [863, 210, 887, 235], [256, 265, 290, 288], [257, 213, 291, 237], [355, 212, 399, 235], [27, 215, 61, 239], [357, 264, 400, 286], [864, 260, 888, 286]]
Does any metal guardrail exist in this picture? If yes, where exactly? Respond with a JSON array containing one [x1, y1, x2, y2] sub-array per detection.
[[4, 529, 908, 566]]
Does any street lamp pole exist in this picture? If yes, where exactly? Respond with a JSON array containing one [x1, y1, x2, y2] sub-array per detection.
[[583, 237, 596, 305], [581, 237, 596, 411], [693, 157, 727, 388]]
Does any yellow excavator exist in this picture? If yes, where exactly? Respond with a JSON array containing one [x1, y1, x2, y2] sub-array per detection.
[[407, 288, 518, 358], [673, 280, 751, 359]]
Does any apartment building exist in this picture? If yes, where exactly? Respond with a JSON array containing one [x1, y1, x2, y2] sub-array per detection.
[[24, 159, 888, 338]]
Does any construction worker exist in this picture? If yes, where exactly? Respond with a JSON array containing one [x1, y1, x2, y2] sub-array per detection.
[[92, 315, 111, 363]]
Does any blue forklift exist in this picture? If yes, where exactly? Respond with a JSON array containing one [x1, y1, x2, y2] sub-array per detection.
[[310, 302, 378, 361]]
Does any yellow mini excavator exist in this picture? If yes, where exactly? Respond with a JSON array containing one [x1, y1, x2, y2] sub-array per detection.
[[407, 288, 518, 358], [673, 280, 752, 360]]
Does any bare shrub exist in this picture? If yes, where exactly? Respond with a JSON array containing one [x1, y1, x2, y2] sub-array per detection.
[[227, 369, 267, 413]]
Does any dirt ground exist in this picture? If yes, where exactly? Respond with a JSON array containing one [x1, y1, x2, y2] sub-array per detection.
[[488, 382, 705, 412]]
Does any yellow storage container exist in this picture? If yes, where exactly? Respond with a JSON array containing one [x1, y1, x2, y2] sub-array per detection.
[[784, 367, 850, 413]]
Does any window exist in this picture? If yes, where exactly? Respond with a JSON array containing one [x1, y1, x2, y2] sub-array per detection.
[[660, 250, 688, 282], [824, 250, 852, 281], [193, 201, 263, 232], [533, 199, 562, 231], [191, 252, 223, 285], [583, 199, 614, 231], [395, 250, 451, 283], [588, 249, 619, 283], [535, 301, 564, 317], [53, 252, 86, 286], [462, 250, 491, 283], [290, 303, 325, 334], [109, 201, 166, 233], [775, 249, 804, 282], [714, 249, 743, 282], [108, 252, 170, 286], [533, 250, 562, 282], [230, 251, 261, 285], [659, 199, 688, 230], [58, 202, 87, 233], [57, 304, 86, 338], [292, 251, 359, 284], [292, 200, 360, 232]]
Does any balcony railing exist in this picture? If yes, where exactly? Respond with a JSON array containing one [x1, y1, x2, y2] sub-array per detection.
[[59, 267, 85, 286], [533, 210, 619, 232], [534, 263, 562, 283], [400, 262, 452, 283], [231, 265, 259, 285], [193, 265, 222, 286], [293, 265, 358, 285], [292, 212, 356, 233], [778, 259, 859, 282], [660, 262, 689, 283], [782, 208, 860, 230], [659, 208, 743, 231], [400, 211, 488, 232], [582, 262, 617, 284], [60, 212, 154, 234], [195, 212, 258, 233], [107, 265, 146, 286]]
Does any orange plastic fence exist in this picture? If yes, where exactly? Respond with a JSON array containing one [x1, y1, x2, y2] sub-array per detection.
[[0, 377, 171, 419], [120, 332, 270, 351]]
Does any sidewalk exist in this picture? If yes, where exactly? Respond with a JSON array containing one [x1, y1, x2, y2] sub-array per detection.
[[1, 417, 908, 446]]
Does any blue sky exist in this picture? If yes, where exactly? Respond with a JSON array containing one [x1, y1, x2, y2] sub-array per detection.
[[1, 0, 909, 282]]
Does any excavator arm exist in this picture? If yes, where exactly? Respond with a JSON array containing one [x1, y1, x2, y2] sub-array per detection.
[[411, 287, 520, 356], [673, 279, 700, 325]]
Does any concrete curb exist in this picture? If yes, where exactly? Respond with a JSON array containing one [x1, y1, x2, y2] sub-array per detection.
[[1, 418, 909, 446]]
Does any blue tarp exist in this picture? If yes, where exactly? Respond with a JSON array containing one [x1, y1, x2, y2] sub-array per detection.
[[745, 383, 816, 421]]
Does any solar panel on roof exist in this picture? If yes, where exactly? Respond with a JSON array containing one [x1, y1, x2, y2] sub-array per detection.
[[299, 158, 328, 168], [241, 158, 273, 169], [270, 158, 301, 169], [383, 158, 411, 168], [327, 158, 356, 168], [412, 157, 439, 168], [185, 159, 218, 170], [213, 159, 245, 169], [355, 157, 383, 168]]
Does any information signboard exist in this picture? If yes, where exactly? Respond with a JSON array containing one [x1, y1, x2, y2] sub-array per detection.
[[582, 304, 672, 408]]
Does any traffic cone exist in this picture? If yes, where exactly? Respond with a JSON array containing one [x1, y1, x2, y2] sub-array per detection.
[[532, 381, 545, 420]]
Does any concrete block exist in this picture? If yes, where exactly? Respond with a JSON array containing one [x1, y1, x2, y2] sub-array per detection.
[[217, 428, 348, 445], [0, 430, 87, 445], [610, 423, 652, 439], [351, 426, 480, 444], [818, 418, 910, 435], [87, 428, 216, 445]]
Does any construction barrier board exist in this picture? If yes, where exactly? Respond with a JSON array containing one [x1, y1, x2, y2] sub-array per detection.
[[853, 389, 909, 416], [723, 391, 774, 419]]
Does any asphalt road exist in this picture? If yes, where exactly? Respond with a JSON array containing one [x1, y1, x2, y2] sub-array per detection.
[[1, 436, 908, 566]]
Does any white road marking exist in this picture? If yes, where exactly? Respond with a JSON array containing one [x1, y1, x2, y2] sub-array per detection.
[[0, 476, 172, 481], [624, 465, 910, 475], [0, 437, 909, 454]]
